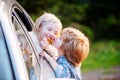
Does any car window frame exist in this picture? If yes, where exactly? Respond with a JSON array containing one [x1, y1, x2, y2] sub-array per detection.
[[11, 5, 40, 67]]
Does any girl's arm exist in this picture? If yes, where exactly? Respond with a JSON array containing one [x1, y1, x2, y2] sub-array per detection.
[[42, 51, 59, 71]]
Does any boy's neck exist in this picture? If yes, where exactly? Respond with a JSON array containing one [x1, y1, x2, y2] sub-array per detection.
[[58, 49, 63, 57]]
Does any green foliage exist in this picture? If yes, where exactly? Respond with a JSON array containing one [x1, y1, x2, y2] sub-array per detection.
[[81, 40, 120, 72], [84, 0, 120, 40], [69, 22, 94, 42], [99, 15, 117, 26], [48, 2, 89, 27]]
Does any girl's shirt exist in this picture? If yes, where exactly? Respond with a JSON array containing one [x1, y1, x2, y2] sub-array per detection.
[[29, 31, 42, 79], [29, 31, 56, 80], [54, 56, 81, 80]]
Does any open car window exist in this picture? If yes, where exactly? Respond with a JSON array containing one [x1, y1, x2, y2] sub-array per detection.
[[12, 6, 33, 31]]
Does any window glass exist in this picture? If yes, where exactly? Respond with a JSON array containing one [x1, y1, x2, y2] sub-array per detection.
[[0, 23, 14, 80], [12, 8, 33, 78]]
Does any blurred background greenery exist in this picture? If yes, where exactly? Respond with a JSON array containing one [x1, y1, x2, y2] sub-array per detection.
[[17, 0, 120, 72]]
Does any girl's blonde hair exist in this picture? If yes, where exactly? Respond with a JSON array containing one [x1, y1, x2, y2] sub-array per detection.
[[33, 12, 62, 34], [60, 27, 89, 67]]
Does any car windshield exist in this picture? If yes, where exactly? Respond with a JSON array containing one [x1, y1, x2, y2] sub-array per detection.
[[0, 23, 14, 80]]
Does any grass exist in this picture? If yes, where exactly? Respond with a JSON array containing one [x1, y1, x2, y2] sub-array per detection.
[[81, 40, 120, 72]]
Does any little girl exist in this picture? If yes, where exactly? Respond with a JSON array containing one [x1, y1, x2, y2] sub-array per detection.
[[29, 12, 62, 80]]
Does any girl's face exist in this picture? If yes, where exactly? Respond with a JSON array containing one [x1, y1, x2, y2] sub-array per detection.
[[38, 22, 61, 43]]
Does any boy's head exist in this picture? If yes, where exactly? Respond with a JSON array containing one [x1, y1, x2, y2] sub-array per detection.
[[60, 27, 89, 67], [34, 12, 62, 43]]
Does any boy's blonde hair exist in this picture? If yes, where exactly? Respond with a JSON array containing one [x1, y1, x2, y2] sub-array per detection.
[[34, 12, 62, 35], [60, 27, 89, 67]]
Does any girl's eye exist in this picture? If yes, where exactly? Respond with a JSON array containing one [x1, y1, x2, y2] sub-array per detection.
[[48, 28, 52, 31], [54, 31, 58, 35]]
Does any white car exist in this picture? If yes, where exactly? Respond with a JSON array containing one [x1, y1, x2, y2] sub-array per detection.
[[0, 0, 75, 80]]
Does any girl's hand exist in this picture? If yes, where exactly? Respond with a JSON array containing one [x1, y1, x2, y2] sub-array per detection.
[[40, 51, 46, 58], [44, 45, 58, 60], [40, 37, 49, 49], [40, 51, 51, 60]]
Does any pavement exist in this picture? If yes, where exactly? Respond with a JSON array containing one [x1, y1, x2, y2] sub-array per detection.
[[82, 66, 120, 80]]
